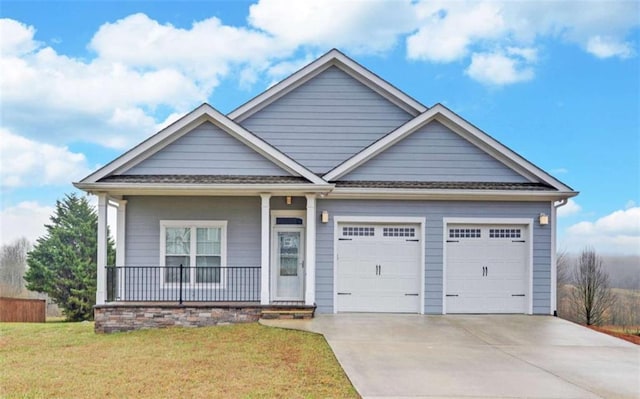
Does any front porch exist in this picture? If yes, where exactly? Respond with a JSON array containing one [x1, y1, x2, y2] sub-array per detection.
[[93, 193, 321, 332]]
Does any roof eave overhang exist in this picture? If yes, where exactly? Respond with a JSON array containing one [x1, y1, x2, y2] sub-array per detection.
[[73, 182, 335, 196], [326, 188, 579, 201]]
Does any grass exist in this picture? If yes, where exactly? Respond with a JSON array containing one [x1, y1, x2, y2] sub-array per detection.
[[0, 322, 359, 398]]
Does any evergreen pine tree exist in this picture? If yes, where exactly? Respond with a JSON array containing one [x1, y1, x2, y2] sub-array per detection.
[[24, 194, 115, 321]]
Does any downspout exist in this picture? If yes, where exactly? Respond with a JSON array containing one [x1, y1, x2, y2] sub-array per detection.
[[551, 198, 569, 316]]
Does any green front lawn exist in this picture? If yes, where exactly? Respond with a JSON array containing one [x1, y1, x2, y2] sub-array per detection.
[[0, 322, 358, 398]]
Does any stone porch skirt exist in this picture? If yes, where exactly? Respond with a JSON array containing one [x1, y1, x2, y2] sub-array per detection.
[[94, 302, 315, 333]]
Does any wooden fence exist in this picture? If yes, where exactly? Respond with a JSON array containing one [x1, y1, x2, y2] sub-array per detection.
[[0, 297, 46, 322]]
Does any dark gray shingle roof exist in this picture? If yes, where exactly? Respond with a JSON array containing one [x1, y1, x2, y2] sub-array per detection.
[[335, 181, 555, 191], [98, 175, 311, 184]]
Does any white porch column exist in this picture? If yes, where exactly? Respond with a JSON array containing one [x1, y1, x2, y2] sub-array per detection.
[[115, 200, 127, 267], [260, 194, 271, 305], [305, 194, 316, 306], [115, 199, 127, 301], [96, 193, 108, 305], [550, 201, 557, 315]]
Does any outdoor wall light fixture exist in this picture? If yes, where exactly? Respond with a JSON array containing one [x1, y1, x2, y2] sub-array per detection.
[[539, 213, 549, 225], [286, 196, 292, 205], [321, 210, 329, 223]]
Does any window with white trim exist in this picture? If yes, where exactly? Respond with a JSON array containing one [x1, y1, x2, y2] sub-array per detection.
[[161, 221, 226, 285]]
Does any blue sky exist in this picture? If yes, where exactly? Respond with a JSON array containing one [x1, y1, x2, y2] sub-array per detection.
[[1, 0, 639, 255]]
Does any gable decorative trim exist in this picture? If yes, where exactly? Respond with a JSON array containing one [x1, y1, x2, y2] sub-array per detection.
[[77, 103, 327, 186], [228, 49, 427, 122], [323, 104, 575, 194]]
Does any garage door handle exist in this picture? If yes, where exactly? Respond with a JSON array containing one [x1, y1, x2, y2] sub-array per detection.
[[405, 293, 419, 296], [446, 240, 459, 243], [406, 239, 419, 242], [337, 292, 352, 295], [512, 240, 526, 243], [446, 294, 459, 297], [511, 294, 526, 297], [338, 238, 352, 241]]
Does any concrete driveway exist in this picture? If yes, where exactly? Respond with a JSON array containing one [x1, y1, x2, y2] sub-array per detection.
[[261, 314, 639, 399]]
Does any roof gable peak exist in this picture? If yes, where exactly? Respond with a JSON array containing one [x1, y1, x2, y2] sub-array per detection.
[[324, 104, 575, 193], [76, 103, 327, 186], [228, 49, 427, 122]]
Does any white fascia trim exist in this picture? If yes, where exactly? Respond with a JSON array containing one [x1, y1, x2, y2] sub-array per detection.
[[324, 104, 576, 194], [442, 217, 534, 315], [328, 188, 578, 201], [228, 49, 426, 122], [323, 107, 441, 181], [432, 107, 574, 192], [198, 107, 326, 185], [74, 182, 334, 195], [80, 105, 209, 184], [78, 103, 326, 186]]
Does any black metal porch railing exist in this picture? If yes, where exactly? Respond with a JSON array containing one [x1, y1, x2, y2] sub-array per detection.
[[106, 266, 260, 303]]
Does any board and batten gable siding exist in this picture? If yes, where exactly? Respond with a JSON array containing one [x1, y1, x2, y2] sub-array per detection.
[[341, 121, 530, 182], [122, 122, 291, 176], [125, 196, 261, 267], [314, 199, 552, 315], [240, 66, 414, 174]]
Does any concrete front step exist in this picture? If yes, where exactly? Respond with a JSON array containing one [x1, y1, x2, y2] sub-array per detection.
[[261, 306, 315, 320]]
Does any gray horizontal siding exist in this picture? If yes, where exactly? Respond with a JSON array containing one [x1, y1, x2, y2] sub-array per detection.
[[125, 196, 261, 266], [123, 122, 290, 176], [123, 196, 262, 301], [341, 121, 529, 183], [314, 199, 552, 315], [240, 66, 413, 173]]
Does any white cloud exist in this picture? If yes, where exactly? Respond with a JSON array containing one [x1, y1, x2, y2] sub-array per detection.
[[557, 199, 581, 218], [406, 1, 638, 83], [1, 15, 299, 150], [0, 202, 53, 246], [0, 19, 206, 149], [89, 13, 285, 88], [408, 1, 505, 62], [561, 207, 640, 256], [465, 49, 535, 85], [586, 36, 634, 59], [0, 18, 39, 56], [248, 0, 417, 54], [0, 129, 91, 188]]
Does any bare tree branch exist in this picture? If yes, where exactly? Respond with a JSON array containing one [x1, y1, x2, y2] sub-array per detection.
[[570, 247, 616, 326]]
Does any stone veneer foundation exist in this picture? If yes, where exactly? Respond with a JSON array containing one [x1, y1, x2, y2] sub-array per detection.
[[94, 303, 261, 333], [94, 302, 315, 333]]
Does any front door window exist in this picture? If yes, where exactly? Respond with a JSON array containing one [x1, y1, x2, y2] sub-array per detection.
[[279, 232, 300, 276]]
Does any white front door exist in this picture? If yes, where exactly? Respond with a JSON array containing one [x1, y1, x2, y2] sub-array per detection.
[[272, 227, 305, 300]]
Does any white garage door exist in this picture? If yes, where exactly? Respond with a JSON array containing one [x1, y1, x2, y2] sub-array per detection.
[[336, 224, 422, 313], [446, 224, 529, 314]]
